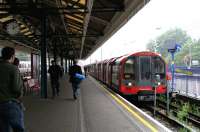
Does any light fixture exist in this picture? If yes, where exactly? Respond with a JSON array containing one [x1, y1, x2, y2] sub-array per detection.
[[20, 24, 26, 28], [0, 16, 13, 23], [24, 31, 32, 36], [20, 28, 29, 33], [28, 35, 34, 38], [128, 82, 132, 86]]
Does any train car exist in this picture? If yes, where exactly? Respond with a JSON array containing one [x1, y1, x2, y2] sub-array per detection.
[[87, 51, 169, 101], [102, 59, 108, 83], [105, 57, 120, 86]]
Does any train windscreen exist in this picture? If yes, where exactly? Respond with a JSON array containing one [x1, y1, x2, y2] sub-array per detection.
[[139, 57, 151, 81], [138, 56, 166, 86], [124, 58, 135, 80], [152, 56, 165, 79]]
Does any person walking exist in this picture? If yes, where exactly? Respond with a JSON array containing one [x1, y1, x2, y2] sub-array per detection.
[[48, 60, 62, 98], [69, 60, 83, 100], [0, 47, 25, 132]]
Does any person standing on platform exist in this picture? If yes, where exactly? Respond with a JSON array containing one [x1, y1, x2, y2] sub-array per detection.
[[13, 57, 27, 96], [0, 47, 25, 132], [13, 57, 20, 67], [84, 66, 87, 77], [69, 60, 82, 100], [48, 60, 63, 98]]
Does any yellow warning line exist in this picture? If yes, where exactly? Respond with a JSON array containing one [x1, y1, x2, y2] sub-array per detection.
[[101, 85, 158, 132]]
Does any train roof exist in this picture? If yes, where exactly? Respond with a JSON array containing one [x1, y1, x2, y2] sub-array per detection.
[[130, 51, 161, 57], [113, 51, 162, 63], [87, 51, 162, 66]]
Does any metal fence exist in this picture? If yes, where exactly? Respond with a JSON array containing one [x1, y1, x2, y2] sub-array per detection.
[[174, 74, 200, 99]]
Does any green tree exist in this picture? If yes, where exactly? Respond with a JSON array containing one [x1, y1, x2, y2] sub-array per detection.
[[146, 40, 155, 52], [174, 39, 193, 66], [174, 38, 200, 66], [147, 28, 193, 65], [190, 39, 200, 62]]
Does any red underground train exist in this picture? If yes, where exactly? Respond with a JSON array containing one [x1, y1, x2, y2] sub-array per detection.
[[86, 51, 170, 101]]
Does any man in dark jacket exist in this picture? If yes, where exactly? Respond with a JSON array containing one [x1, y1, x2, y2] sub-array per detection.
[[69, 60, 82, 100], [0, 47, 25, 132], [48, 60, 62, 98]]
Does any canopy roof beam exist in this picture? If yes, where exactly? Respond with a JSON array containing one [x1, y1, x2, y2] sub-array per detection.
[[80, 0, 93, 58]]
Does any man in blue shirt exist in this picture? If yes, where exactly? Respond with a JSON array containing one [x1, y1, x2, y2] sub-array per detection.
[[69, 60, 82, 100]]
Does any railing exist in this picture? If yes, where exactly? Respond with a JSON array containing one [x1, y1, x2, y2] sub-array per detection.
[[174, 74, 200, 99], [23, 77, 40, 96]]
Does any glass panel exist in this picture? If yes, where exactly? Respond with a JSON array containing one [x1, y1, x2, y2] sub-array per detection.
[[152, 57, 165, 79], [112, 64, 119, 86], [124, 58, 135, 79], [140, 57, 151, 80]]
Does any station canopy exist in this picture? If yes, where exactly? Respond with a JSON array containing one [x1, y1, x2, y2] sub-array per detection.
[[0, 0, 149, 59]]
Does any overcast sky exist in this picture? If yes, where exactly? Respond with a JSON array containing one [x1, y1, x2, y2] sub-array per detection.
[[83, 0, 200, 65]]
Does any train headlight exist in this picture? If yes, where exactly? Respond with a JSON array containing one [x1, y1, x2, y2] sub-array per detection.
[[128, 82, 132, 86], [154, 74, 161, 86]]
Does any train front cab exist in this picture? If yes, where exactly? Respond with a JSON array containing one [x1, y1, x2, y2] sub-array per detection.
[[112, 52, 167, 101], [136, 55, 167, 100]]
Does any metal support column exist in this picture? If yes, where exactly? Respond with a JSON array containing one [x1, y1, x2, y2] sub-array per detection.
[[171, 52, 175, 92], [61, 55, 63, 66], [31, 53, 34, 78], [65, 59, 67, 73], [69, 59, 71, 67], [48, 52, 51, 68], [68, 59, 69, 72], [41, 14, 48, 98], [167, 82, 170, 116]]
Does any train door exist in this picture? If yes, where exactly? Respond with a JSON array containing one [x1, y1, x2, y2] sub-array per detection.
[[103, 62, 107, 83], [108, 63, 112, 86], [152, 56, 166, 85], [122, 57, 136, 87], [111, 62, 120, 90], [138, 56, 151, 86], [97, 63, 101, 80]]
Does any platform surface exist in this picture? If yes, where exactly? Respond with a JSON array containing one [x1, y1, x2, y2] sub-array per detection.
[[23, 75, 161, 132]]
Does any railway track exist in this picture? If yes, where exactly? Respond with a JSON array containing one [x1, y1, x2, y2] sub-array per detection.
[[157, 99, 200, 130], [137, 93, 200, 131], [97, 79, 199, 131], [131, 101, 188, 132]]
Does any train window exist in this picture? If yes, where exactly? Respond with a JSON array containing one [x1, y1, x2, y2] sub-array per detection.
[[152, 57, 165, 78], [140, 57, 151, 80], [124, 58, 135, 79]]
